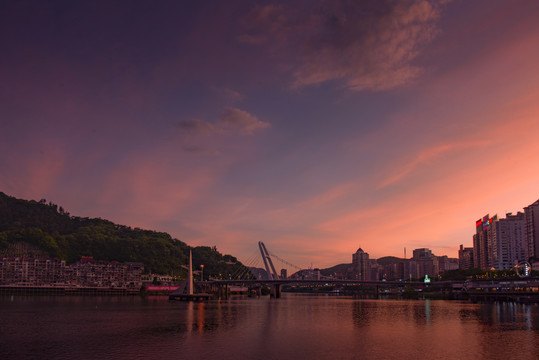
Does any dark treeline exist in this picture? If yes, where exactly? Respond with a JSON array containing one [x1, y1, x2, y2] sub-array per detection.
[[0, 192, 248, 278]]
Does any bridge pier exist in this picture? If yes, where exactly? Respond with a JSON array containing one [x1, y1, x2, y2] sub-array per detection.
[[270, 284, 282, 298], [217, 284, 229, 300]]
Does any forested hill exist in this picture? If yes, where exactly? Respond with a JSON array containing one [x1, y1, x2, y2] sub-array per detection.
[[0, 192, 247, 277]]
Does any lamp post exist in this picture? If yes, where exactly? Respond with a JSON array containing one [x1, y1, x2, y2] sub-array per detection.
[[200, 264, 204, 281]]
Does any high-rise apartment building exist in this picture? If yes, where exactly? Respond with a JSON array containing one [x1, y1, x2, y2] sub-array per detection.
[[472, 203, 539, 271], [473, 214, 497, 270], [352, 248, 370, 281], [491, 212, 527, 269], [524, 199, 539, 263], [411, 248, 434, 278]]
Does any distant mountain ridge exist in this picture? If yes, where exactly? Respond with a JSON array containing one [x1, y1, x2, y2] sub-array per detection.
[[0, 192, 249, 277], [319, 257, 410, 277]]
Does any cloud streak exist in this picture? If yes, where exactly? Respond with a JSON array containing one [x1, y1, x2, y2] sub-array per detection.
[[176, 119, 218, 136], [377, 140, 491, 189], [177, 107, 270, 136], [217, 107, 270, 134]]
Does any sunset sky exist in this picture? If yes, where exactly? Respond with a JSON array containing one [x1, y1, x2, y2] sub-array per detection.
[[2, 0, 539, 271]]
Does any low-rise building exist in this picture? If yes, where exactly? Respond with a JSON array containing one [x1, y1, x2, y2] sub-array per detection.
[[0, 256, 144, 289]]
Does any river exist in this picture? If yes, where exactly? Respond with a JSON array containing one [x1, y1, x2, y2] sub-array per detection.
[[1, 294, 537, 359]]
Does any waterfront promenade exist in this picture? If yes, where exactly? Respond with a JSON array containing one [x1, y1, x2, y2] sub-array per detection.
[[4, 277, 538, 304]]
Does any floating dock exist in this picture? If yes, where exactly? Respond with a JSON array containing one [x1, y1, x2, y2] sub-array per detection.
[[169, 293, 212, 301]]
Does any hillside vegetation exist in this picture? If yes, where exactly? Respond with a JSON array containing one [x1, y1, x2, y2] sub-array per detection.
[[0, 192, 248, 277]]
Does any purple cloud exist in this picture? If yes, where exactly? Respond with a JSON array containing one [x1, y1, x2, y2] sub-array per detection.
[[176, 119, 218, 135], [217, 107, 270, 134], [177, 107, 269, 137], [239, 0, 448, 91]]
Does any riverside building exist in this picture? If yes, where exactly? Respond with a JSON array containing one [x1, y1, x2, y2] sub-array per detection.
[[458, 245, 474, 269], [470, 197, 539, 271], [473, 214, 496, 270], [491, 212, 527, 269], [352, 248, 370, 281], [525, 199, 539, 268], [350, 247, 456, 281], [0, 256, 144, 289]]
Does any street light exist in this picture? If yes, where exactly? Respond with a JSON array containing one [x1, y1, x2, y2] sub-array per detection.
[[200, 264, 204, 281]]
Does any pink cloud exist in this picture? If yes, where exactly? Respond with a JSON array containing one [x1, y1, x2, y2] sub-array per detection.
[[93, 154, 218, 231], [377, 140, 492, 189], [0, 141, 65, 201]]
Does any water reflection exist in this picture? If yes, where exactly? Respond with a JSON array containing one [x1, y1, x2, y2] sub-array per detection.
[[351, 299, 447, 329], [424, 299, 431, 324], [476, 302, 539, 331], [1, 295, 538, 360], [352, 300, 370, 327]]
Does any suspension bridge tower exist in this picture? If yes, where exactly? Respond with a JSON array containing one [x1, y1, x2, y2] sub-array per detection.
[[258, 241, 280, 280]]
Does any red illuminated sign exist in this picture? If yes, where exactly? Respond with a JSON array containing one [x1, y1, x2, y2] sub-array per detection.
[[476, 216, 493, 229]]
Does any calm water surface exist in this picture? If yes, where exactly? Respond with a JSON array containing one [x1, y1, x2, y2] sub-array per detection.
[[1, 294, 538, 359]]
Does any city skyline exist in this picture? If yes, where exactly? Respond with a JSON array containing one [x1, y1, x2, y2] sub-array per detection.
[[2, 1, 539, 269]]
